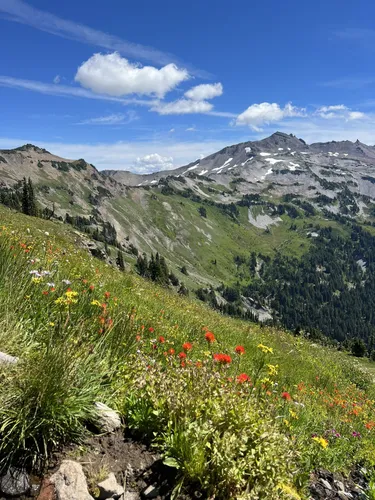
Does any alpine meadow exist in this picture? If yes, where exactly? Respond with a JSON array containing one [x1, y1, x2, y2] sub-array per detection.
[[1, 0, 375, 498]]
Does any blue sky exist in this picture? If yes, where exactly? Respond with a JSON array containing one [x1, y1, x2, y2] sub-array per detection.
[[1, 0, 375, 172]]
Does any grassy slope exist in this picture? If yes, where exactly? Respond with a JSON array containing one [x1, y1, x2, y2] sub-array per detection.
[[1, 205, 375, 498], [103, 190, 346, 289]]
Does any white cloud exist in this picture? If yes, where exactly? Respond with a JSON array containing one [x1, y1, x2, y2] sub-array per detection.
[[0, 0, 209, 77], [186, 127, 196, 131], [75, 52, 189, 98], [134, 153, 174, 173], [53, 75, 61, 84], [235, 102, 305, 130], [78, 111, 138, 125], [315, 104, 367, 121], [349, 111, 366, 120], [184, 83, 223, 101], [151, 99, 213, 115], [169, 128, 175, 133], [318, 105, 347, 113]]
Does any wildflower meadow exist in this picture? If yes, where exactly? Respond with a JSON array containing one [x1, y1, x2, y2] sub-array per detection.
[[1, 207, 375, 499]]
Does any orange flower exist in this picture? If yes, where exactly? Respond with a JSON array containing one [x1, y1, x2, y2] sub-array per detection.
[[149, 327, 154, 333], [195, 361, 202, 368], [178, 352, 187, 359], [237, 373, 250, 383], [182, 342, 193, 351], [136, 335, 141, 342], [281, 392, 292, 401], [158, 336, 165, 343], [205, 332, 215, 343], [168, 348, 175, 355], [235, 345, 245, 355], [104, 291, 111, 299], [213, 353, 232, 364]]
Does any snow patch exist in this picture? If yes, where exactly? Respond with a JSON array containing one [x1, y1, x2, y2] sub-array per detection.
[[150, 180, 157, 184], [182, 164, 199, 174], [301, 152, 309, 155], [198, 170, 208, 176], [260, 167, 273, 180], [220, 157, 233, 168], [278, 147, 284, 151], [259, 152, 271, 156], [265, 158, 283, 165], [241, 157, 253, 166], [288, 162, 300, 171], [290, 151, 296, 156], [245, 147, 252, 154]]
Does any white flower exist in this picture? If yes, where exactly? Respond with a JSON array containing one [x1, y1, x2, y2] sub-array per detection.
[[62, 279, 71, 285], [44, 232, 50, 236], [47, 282, 55, 288]]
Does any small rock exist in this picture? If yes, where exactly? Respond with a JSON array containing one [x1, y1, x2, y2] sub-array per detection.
[[0, 467, 30, 496], [319, 478, 332, 490], [334, 480, 346, 492], [50, 460, 93, 500], [123, 493, 140, 500], [97, 473, 124, 499], [0, 351, 18, 365], [142, 485, 159, 499], [338, 492, 353, 499], [93, 402, 122, 433], [37, 479, 55, 500]]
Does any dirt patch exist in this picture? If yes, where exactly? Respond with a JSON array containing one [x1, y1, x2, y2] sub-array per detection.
[[6, 431, 194, 500]]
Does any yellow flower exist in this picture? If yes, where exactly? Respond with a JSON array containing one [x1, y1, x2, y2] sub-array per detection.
[[289, 409, 299, 420], [278, 483, 301, 500], [91, 299, 101, 307], [312, 436, 328, 449], [32, 277, 42, 284], [257, 343, 273, 354], [283, 419, 290, 427], [267, 363, 278, 376], [65, 290, 78, 300], [49, 322, 55, 327]]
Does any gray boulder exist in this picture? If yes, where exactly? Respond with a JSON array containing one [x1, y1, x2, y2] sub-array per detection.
[[0, 351, 18, 365], [0, 467, 30, 496], [50, 460, 93, 500], [97, 472, 124, 499], [93, 402, 122, 433]]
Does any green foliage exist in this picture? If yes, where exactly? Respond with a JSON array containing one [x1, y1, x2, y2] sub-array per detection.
[[21, 177, 37, 217], [118, 357, 296, 499], [351, 338, 367, 357]]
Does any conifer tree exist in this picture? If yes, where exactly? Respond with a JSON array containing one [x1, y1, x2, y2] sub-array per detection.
[[116, 250, 125, 271]]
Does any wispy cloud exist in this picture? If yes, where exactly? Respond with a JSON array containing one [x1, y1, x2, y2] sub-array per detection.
[[335, 28, 375, 49], [0, 75, 157, 106], [77, 111, 139, 126], [320, 76, 375, 89], [0, 0, 209, 77]]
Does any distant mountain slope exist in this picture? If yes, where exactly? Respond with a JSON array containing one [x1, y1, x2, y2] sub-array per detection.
[[3, 133, 375, 344]]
